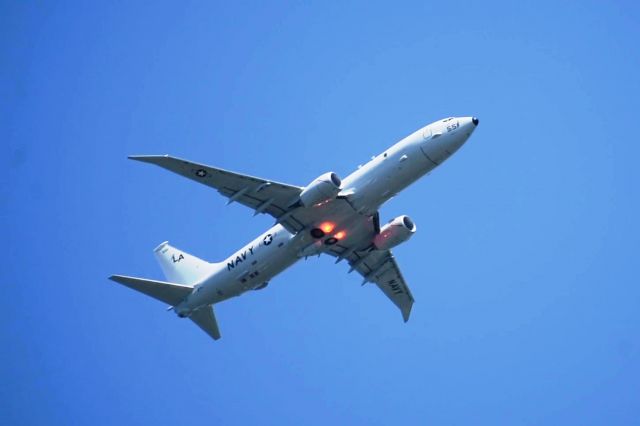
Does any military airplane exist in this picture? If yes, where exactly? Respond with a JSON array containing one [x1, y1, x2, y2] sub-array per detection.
[[110, 116, 479, 340]]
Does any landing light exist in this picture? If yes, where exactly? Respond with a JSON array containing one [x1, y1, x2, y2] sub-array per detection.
[[334, 231, 346, 240], [320, 222, 335, 233]]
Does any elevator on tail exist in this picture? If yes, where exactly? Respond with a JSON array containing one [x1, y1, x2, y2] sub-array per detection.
[[110, 116, 479, 340]]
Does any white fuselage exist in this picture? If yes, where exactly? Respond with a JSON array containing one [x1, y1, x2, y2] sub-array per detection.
[[175, 117, 477, 316]]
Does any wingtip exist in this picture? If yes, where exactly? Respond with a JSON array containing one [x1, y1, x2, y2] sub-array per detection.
[[402, 306, 412, 323], [127, 154, 171, 163]]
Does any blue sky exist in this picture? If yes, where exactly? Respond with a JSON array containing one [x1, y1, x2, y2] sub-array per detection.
[[2, 1, 639, 424]]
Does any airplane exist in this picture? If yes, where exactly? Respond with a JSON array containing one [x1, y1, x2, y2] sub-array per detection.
[[110, 116, 479, 340]]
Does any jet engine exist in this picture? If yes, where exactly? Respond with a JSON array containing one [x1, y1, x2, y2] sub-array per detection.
[[299, 172, 342, 207], [373, 215, 417, 251]]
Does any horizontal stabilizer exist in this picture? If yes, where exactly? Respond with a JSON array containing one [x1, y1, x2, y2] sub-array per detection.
[[109, 275, 193, 306], [190, 305, 221, 340]]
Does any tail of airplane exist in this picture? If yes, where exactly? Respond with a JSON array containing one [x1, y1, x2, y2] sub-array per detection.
[[189, 305, 221, 340], [109, 242, 222, 341], [153, 241, 214, 284], [109, 275, 194, 306]]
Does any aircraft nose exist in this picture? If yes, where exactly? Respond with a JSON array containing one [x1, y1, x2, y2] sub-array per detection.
[[472, 117, 479, 126]]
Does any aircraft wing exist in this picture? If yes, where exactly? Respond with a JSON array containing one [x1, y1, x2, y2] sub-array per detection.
[[345, 249, 414, 322], [129, 155, 305, 233], [324, 215, 415, 322]]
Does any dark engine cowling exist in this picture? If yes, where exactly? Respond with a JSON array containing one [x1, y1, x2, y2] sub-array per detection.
[[299, 172, 342, 207], [373, 215, 417, 251]]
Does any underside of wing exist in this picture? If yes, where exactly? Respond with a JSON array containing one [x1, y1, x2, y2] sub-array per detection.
[[348, 249, 414, 322], [322, 213, 415, 322], [129, 155, 306, 233]]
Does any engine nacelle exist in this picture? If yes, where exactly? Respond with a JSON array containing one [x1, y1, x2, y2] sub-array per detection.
[[299, 172, 342, 207], [373, 215, 417, 250]]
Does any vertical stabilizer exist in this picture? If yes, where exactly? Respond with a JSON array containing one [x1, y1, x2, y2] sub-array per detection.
[[154, 241, 213, 284]]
